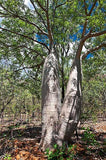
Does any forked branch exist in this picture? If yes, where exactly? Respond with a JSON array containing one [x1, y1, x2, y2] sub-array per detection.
[[82, 42, 106, 59]]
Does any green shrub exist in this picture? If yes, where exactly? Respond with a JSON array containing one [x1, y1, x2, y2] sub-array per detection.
[[4, 154, 12, 160], [45, 143, 76, 160], [82, 127, 98, 145]]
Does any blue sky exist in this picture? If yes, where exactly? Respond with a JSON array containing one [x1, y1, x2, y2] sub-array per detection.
[[86, 53, 93, 59]]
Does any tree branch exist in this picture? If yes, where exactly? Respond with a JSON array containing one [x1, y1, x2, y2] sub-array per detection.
[[15, 15, 48, 36], [0, 4, 48, 36], [35, 0, 47, 12], [81, 20, 87, 38], [83, 0, 88, 15], [89, 30, 106, 38], [55, 0, 73, 9], [0, 40, 43, 56], [0, 11, 9, 17], [30, 0, 47, 29], [46, 0, 53, 50], [88, 0, 97, 16], [82, 42, 106, 59], [0, 95, 14, 116], [83, 30, 106, 41], [0, 27, 49, 50], [14, 61, 44, 72], [55, 2, 67, 8]]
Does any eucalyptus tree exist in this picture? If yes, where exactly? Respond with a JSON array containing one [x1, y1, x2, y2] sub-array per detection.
[[0, 0, 106, 150]]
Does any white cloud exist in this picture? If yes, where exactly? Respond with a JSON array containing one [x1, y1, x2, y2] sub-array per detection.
[[24, 0, 29, 6], [82, 45, 87, 52]]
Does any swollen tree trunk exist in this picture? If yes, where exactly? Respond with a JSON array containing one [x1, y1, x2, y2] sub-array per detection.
[[57, 57, 82, 146], [40, 49, 82, 150], [40, 52, 61, 150]]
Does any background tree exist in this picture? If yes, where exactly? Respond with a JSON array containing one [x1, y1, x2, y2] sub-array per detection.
[[0, 57, 14, 119], [0, 49, 41, 124], [0, 0, 106, 150], [82, 49, 106, 121]]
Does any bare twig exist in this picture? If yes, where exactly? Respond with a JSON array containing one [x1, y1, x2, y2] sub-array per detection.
[[82, 42, 106, 59]]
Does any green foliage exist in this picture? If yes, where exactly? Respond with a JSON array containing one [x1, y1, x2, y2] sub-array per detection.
[[4, 154, 12, 160], [45, 144, 76, 160], [82, 75, 106, 120], [83, 50, 106, 79], [82, 50, 106, 121], [82, 127, 98, 146], [0, 59, 41, 120]]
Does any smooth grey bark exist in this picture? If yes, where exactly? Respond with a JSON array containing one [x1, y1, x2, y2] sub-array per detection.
[[40, 46, 82, 150], [56, 57, 82, 146], [40, 53, 61, 150]]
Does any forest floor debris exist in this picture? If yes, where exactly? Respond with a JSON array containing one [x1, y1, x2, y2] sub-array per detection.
[[0, 119, 106, 160]]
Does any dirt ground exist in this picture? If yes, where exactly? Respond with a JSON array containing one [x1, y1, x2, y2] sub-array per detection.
[[0, 116, 106, 160]]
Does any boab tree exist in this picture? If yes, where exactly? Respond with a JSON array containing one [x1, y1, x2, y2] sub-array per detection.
[[0, 0, 106, 150]]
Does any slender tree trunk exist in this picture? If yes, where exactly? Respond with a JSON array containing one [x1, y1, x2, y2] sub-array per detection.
[[40, 52, 61, 150], [56, 57, 82, 145]]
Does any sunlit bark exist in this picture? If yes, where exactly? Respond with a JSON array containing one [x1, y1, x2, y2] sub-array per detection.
[[40, 52, 61, 150], [57, 57, 82, 146]]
